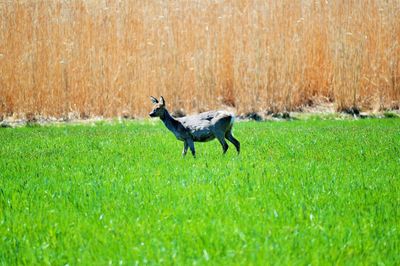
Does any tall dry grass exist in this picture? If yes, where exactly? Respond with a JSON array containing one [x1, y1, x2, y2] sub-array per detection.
[[0, 0, 399, 118]]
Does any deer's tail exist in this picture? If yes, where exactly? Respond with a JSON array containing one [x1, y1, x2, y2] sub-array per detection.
[[216, 113, 235, 133], [229, 115, 235, 126]]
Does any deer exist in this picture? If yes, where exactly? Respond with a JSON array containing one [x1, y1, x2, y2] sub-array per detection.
[[149, 96, 240, 157]]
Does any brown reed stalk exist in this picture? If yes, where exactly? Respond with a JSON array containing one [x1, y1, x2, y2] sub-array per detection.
[[0, 0, 399, 118]]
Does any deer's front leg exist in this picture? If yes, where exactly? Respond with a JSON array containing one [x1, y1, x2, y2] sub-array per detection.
[[182, 141, 188, 156], [186, 138, 196, 158]]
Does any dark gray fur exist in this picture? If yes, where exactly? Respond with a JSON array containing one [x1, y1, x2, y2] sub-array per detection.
[[149, 96, 240, 157]]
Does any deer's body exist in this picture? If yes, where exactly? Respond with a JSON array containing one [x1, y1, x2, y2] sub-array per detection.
[[150, 96, 240, 157]]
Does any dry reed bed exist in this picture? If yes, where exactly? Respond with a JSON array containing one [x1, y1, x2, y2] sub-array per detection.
[[0, 0, 399, 118]]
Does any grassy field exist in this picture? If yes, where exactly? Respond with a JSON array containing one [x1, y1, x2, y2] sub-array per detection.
[[0, 119, 399, 265]]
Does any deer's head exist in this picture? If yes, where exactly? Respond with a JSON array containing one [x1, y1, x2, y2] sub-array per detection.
[[149, 96, 166, 117]]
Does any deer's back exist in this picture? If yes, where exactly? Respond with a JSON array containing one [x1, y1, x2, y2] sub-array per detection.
[[177, 111, 233, 142]]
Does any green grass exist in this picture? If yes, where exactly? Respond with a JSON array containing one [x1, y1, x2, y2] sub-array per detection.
[[0, 119, 399, 265]]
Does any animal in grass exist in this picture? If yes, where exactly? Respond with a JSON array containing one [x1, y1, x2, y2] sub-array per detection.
[[149, 96, 240, 157]]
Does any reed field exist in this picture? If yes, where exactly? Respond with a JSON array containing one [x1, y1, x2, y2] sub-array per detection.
[[0, 119, 399, 264], [0, 0, 400, 118]]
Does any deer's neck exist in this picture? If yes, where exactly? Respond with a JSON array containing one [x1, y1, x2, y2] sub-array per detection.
[[160, 109, 181, 134]]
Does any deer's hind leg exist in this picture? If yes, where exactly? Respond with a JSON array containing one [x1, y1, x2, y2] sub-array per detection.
[[225, 131, 240, 154], [216, 133, 229, 154]]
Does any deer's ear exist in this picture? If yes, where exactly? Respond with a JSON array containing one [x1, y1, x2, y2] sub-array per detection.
[[160, 96, 165, 106], [150, 96, 158, 104]]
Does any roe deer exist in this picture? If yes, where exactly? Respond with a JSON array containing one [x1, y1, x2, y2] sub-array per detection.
[[149, 96, 240, 157]]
